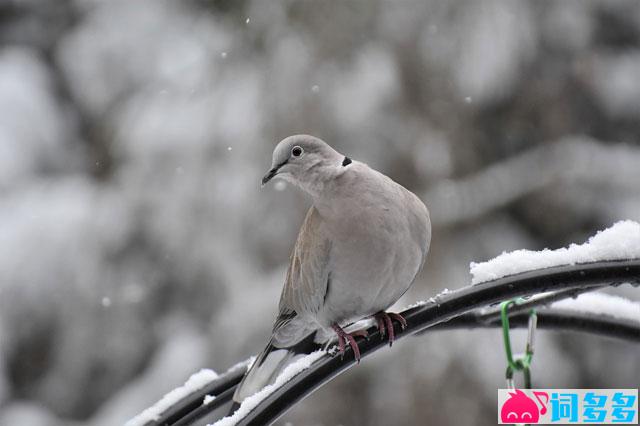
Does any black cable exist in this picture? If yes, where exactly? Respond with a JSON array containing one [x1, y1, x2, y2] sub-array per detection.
[[470, 285, 610, 323], [172, 387, 235, 426], [439, 309, 640, 342], [160, 309, 640, 425], [144, 259, 640, 425], [152, 363, 247, 426], [237, 259, 640, 425]]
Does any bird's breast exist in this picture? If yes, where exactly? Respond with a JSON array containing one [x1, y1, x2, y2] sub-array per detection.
[[317, 205, 422, 325]]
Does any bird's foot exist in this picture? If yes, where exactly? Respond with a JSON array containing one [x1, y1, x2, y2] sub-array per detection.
[[331, 324, 367, 363], [373, 311, 407, 347]]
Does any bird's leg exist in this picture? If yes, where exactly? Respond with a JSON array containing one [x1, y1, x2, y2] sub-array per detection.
[[331, 324, 363, 363], [373, 311, 408, 347], [376, 315, 387, 338]]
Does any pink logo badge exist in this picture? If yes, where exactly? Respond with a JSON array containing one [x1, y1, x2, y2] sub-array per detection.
[[500, 389, 549, 424]]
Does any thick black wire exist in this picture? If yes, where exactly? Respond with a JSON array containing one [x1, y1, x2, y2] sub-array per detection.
[[151, 364, 247, 426], [237, 259, 640, 426], [158, 308, 640, 425], [172, 387, 235, 426], [442, 308, 640, 342], [146, 259, 640, 425]]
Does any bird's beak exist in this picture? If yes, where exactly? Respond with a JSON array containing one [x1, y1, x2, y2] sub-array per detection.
[[261, 159, 288, 187], [261, 168, 278, 186]]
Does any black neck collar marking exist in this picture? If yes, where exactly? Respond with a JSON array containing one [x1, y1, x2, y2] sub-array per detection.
[[342, 156, 352, 167]]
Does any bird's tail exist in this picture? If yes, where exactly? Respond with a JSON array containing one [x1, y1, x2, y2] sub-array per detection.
[[232, 331, 319, 407]]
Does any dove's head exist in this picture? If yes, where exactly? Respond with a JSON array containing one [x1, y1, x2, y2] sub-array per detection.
[[262, 135, 348, 195]]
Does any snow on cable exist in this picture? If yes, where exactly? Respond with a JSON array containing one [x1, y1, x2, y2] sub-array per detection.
[[551, 292, 640, 323], [210, 350, 326, 426], [470, 220, 640, 285], [126, 368, 220, 426]]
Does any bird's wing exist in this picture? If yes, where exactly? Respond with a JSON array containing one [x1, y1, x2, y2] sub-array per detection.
[[235, 208, 330, 400], [272, 206, 331, 339]]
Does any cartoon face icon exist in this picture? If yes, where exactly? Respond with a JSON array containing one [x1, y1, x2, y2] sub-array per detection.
[[501, 390, 548, 423]]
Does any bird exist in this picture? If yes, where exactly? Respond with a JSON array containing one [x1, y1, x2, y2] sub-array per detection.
[[232, 134, 431, 405]]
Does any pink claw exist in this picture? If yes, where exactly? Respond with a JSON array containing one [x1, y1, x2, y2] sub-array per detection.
[[374, 311, 407, 347], [332, 324, 364, 363]]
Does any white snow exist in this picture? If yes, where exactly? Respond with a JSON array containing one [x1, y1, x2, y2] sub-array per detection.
[[403, 300, 427, 310], [470, 220, 640, 284], [210, 350, 326, 426], [125, 368, 219, 426], [552, 292, 640, 323], [424, 288, 452, 305], [400, 287, 453, 310], [125, 356, 254, 423]]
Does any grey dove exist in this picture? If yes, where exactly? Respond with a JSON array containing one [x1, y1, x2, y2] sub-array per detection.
[[233, 134, 431, 405]]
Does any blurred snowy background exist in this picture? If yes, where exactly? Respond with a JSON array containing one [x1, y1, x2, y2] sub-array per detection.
[[1, 0, 640, 425]]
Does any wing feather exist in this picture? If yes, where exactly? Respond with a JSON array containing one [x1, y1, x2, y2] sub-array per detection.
[[277, 206, 331, 324]]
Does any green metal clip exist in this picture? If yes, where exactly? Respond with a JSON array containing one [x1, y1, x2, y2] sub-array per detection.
[[500, 298, 537, 389]]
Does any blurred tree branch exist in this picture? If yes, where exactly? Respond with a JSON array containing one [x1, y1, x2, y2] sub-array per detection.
[[426, 137, 640, 226]]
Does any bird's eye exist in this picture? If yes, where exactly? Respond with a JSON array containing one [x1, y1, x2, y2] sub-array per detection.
[[291, 146, 303, 157]]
